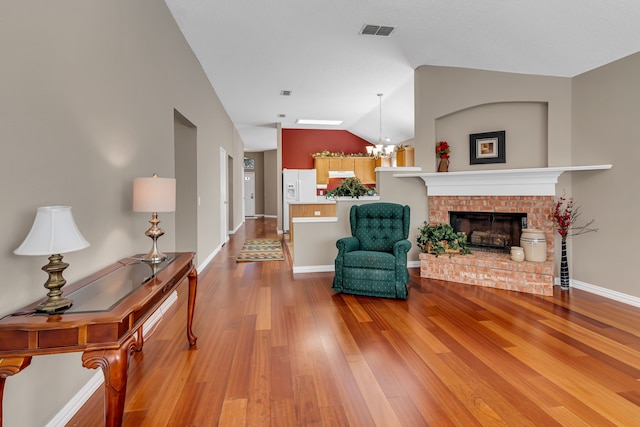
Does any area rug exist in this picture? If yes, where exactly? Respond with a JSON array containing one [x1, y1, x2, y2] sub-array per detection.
[[236, 238, 284, 262]]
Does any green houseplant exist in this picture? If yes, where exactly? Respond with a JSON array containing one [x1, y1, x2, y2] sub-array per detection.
[[417, 222, 471, 257], [326, 177, 372, 198]]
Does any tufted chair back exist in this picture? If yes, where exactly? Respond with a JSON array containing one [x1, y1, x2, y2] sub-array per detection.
[[350, 203, 410, 253]]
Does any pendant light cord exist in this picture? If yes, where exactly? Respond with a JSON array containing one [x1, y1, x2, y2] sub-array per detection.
[[377, 93, 383, 144]]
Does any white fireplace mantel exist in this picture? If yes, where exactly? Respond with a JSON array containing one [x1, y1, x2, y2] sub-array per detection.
[[393, 165, 612, 196]]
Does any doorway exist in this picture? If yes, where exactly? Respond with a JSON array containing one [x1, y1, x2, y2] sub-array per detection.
[[244, 172, 256, 217], [220, 147, 229, 245], [174, 110, 198, 262]]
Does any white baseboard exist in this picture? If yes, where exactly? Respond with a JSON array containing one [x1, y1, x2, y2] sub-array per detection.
[[292, 264, 334, 274], [46, 291, 179, 427], [197, 246, 220, 273], [560, 277, 640, 308]]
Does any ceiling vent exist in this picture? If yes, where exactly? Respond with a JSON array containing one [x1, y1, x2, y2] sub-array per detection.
[[360, 24, 394, 36], [280, 90, 292, 96]]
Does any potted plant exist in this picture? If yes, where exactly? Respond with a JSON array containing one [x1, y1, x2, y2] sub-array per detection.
[[417, 222, 471, 257], [326, 177, 373, 199]]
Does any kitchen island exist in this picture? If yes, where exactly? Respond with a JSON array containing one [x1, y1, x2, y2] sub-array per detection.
[[287, 197, 337, 242]]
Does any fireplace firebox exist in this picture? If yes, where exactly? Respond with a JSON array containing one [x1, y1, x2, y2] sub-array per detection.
[[449, 211, 527, 253]]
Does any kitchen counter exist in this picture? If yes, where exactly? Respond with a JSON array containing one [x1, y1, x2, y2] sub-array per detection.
[[288, 197, 336, 205], [287, 200, 337, 241]]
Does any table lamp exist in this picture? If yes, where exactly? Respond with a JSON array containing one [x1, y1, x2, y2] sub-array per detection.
[[14, 206, 90, 313], [133, 174, 176, 263]]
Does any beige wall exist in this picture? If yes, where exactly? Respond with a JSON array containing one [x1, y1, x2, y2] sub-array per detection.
[[1, 2, 244, 425], [264, 150, 279, 216], [436, 102, 549, 171], [414, 66, 572, 170], [571, 52, 640, 296], [414, 63, 639, 298]]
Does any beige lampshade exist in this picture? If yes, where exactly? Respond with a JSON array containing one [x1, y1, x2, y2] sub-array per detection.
[[133, 175, 176, 213], [14, 206, 90, 256]]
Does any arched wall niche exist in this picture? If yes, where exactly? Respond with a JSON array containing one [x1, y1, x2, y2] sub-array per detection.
[[434, 101, 548, 171]]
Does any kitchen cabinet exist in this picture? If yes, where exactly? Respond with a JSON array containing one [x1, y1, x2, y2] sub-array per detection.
[[314, 156, 375, 185], [354, 157, 375, 184]]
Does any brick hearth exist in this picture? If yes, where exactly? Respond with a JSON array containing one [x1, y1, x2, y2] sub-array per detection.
[[421, 195, 555, 296]]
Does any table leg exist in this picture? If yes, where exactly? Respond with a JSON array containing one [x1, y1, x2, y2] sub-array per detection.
[[135, 326, 144, 352], [82, 336, 136, 427], [187, 266, 198, 346], [0, 357, 32, 427]]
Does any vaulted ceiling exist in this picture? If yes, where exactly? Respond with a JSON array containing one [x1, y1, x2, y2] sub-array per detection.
[[165, 0, 640, 152]]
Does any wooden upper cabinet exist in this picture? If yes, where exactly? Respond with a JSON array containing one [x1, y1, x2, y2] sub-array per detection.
[[314, 156, 376, 185], [328, 158, 343, 171], [314, 157, 330, 184], [340, 157, 355, 172], [354, 157, 376, 184]]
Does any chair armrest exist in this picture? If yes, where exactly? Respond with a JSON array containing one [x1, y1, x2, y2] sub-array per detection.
[[393, 239, 411, 257], [336, 236, 360, 255]]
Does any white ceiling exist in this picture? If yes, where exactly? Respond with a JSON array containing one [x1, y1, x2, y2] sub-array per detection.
[[165, 0, 640, 152]]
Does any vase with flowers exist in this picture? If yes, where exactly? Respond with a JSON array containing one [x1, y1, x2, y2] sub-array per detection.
[[436, 141, 450, 172], [552, 193, 597, 290]]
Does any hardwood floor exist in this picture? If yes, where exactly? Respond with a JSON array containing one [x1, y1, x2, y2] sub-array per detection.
[[68, 217, 640, 426]]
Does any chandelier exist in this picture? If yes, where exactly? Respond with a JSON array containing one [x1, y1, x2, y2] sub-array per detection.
[[367, 93, 395, 160]]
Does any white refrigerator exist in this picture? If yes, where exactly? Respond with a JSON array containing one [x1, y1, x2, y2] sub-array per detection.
[[283, 169, 317, 232]]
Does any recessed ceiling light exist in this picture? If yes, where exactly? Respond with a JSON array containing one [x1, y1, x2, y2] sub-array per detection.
[[295, 119, 344, 126]]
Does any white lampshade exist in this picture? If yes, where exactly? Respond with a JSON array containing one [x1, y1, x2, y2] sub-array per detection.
[[366, 146, 373, 155], [133, 175, 176, 213], [14, 206, 90, 256]]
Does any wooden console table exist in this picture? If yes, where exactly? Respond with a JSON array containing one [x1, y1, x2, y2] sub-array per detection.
[[0, 252, 198, 427]]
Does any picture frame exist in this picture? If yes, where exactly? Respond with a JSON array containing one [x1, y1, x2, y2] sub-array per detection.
[[469, 130, 506, 164], [243, 157, 255, 169]]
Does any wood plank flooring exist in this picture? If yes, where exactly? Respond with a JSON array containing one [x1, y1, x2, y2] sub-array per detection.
[[68, 217, 640, 426]]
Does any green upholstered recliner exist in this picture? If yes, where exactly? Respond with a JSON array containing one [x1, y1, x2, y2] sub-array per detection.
[[332, 202, 411, 299]]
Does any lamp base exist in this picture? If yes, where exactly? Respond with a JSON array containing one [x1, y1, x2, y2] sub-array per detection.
[[36, 296, 73, 313], [37, 254, 73, 314], [142, 212, 167, 264]]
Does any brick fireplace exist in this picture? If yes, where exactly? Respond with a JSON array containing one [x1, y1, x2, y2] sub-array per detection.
[[421, 195, 555, 296], [395, 165, 611, 296]]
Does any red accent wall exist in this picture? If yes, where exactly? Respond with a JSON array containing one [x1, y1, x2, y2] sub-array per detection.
[[282, 129, 373, 169]]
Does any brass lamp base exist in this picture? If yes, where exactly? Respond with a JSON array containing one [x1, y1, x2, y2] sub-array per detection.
[[142, 212, 167, 264], [37, 254, 73, 313]]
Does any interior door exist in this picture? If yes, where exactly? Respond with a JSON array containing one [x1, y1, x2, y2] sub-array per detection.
[[220, 147, 228, 244], [244, 172, 256, 217]]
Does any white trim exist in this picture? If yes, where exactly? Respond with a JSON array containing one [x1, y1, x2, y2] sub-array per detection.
[[293, 217, 338, 223], [45, 370, 104, 427], [376, 166, 422, 172], [394, 165, 612, 196], [198, 245, 221, 273], [292, 264, 335, 274], [46, 291, 179, 427], [560, 278, 640, 308], [327, 196, 381, 201], [407, 260, 421, 269], [229, 221, 244, 235]]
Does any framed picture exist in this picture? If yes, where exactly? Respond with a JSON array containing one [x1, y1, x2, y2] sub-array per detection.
[[469, 130, 506, 164], [243, 157, 255, 169]]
